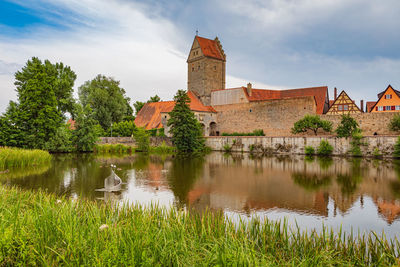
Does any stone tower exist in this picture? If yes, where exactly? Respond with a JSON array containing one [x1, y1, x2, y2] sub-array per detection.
[[187, 35, 226, 106]]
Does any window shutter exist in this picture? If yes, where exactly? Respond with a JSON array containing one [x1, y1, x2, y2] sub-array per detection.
[[376, 107, 378, 111], [392, 106, 395, 110], [383, 106, 386, 111]]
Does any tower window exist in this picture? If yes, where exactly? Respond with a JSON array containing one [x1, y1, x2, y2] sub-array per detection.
[[192, 67, 194, 71], [249, 109, 252, 112], [198, 65, 200, 70], [214, 66, 216, 70]]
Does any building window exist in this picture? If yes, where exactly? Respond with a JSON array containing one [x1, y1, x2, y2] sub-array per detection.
[[396, 105, 400, 111], [192, 67, 194, 72], [378, 106, 383, 111], [214, 66, 216, 70], [338, 105, 343, 111], [385, 94, 392, 99], [249, 109, 252, 112], [198, 65, 200, 70], [386, 106, 391, 111], [343, 105, 348, 111]]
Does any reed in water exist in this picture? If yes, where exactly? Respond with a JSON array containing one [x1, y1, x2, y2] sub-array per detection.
[[0, 147, 52, 169]]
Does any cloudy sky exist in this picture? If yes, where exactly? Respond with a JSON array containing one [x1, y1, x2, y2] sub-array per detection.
[[0, 0, 399, 112]]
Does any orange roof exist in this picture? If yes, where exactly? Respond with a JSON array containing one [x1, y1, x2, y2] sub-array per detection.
[[241, 86, 328, 114], [366, 101, 376, 113], [67, 118, 75, 130], [196, 36, 224, 60], [329, 100, 334, 107], [134, 91, 216, 130]]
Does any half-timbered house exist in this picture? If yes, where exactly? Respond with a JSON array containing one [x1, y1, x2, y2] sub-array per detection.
[[325, 90, 362, 115]]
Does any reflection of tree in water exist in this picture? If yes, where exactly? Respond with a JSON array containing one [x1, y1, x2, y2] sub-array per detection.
[[336, 158, 363, 195], [304, 156, 315, 163], [131, 153, 150, 170], [317, 157, 333, 170], [390, 160, 400, 198], [167, 156, 205, 208], [292, 172, 331, 191]]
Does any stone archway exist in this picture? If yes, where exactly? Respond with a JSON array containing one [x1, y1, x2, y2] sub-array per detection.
[[209, 122, 218, 136], [200, 123, 206, 136]]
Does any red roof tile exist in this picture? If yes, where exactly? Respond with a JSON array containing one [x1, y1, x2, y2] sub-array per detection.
[[242, 86, 328, 114], [67, 118, 75, 130], [196, 36, 224, 60], [134, 91, 215, 130], [366, 101, 376, 113]]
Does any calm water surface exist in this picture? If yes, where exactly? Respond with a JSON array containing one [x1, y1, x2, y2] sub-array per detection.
[[2, 152, 400, 239]]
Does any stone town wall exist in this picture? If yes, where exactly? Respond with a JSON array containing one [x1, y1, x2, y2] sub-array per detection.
[[321, 112, 398, 136], [98, 137, 173, 147], [205, 136, 398, 157], [214, 96, 317, 136], [213, 97, 398, 136]]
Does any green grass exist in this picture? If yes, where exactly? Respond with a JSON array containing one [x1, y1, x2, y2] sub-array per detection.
[[149, 141, 176, 154], [94, 144, 134, 154], [0, 186, 399, 266], [0, 147, 52, 169]]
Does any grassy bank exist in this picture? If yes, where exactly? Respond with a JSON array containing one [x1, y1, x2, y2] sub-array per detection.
[[95, 142, 176, 154], [0, 186, 399, 266], [0, 147, 52, 169]]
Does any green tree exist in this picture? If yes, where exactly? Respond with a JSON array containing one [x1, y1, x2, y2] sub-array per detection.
[[388, 114, 400, 132], [53, 62, 77, 117], [44, 125, 74, 152], [133, 127, 150, 152], [291, 115, 332, 135], [167, 90, 204, 153], [110, 120, 137, 137], [73, 104, 99, 152], [78, 75, 132, 131], [336, 115, 359, 138], [317, 140, 334, 156]]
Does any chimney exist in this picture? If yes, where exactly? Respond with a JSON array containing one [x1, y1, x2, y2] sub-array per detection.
[[360, 100, 364, 112], [334, 87, 337, 100], [247, 83, 252, 96]]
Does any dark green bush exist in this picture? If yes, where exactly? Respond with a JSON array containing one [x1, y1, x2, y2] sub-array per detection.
[[393, 137, 400, 158], [336, 115, 359, 138], [292, 115, 332, 135], [134, 127, 150, 152], [388, 114, 400, 132], [304, 146, 315, 156], [110, 120, 137, 137], [317, 140, 333, 156], [221, 129, 265, 136], [349, 129, 364, 157]]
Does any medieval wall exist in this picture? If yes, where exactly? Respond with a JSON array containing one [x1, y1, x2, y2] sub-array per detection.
[[211, 87, 248, 106], [321, 112, 398, 136], [213, 96, 317, 136], [205, 136, 398, 157]]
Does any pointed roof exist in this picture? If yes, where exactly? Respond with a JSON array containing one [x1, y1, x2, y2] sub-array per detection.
[[327, 90, 362, 113], [195, 36, 225, 61], [370, 85, 399, 111], [366, 101, 376, 112], [134, 91, 216, 130]]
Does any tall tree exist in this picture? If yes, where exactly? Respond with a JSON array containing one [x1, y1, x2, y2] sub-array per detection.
[[72, 104, 99, 152], [8, 57, 70, 148], [78, 75, 132, 130], [53, 62, 77, 117], [167, 90, 204, 153]]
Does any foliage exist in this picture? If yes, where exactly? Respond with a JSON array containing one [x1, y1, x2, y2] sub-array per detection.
[[0, 147, 52, 169], [110, 120, 137, 137], [94, 144, 133, 154], [133, 95, 161, 115], [393, 137, 400, 158], [336, 115, 359, 138], [388, 114, 400, 132], [317, 140, 333, 156], [149, 141, 176, 154], [167, 90, 205, 153], [147, 128, 158, 137], [304, 146, 315, 156], [93, 124, 106, 138], [72, 104, 99, 152], [78, 74, 132, 131], [349, 129, 364, 157], [44, 125, 74, 152], [1, 186, 400, 266], [157, 128, 166, 137], [0, 58, 78, 149], [373, 147, 382, 158], [222, 129, 265, 136], [223, 143, 232, 152], [133, 127, 150, 152], [291, 115, 332, 135]]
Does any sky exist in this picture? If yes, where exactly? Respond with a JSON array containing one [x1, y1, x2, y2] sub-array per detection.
[[0, 0, 399, 112]]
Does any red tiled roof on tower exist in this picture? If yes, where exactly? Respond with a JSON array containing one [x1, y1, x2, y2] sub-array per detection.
[[240, 86, 328, 114], [134, 91, 215, 130], [195, 36, 225, 61]]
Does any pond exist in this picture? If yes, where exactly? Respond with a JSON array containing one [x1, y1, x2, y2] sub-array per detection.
[[2, 152, 400, 239]]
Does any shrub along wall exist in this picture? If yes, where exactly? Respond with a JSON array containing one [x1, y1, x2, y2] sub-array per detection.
[[206, 136, 399, 157], [98, 137, 173, 147]]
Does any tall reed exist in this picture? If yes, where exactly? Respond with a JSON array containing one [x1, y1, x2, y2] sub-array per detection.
[[0, 147, 52, 169], [0, 185, 399, 266]]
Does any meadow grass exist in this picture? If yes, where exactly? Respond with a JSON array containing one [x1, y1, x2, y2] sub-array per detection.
[[94, 144, 134, 154], [149, 141, 176, 154], [0, 186, 399, 266], [0, 147, 52, 169]]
